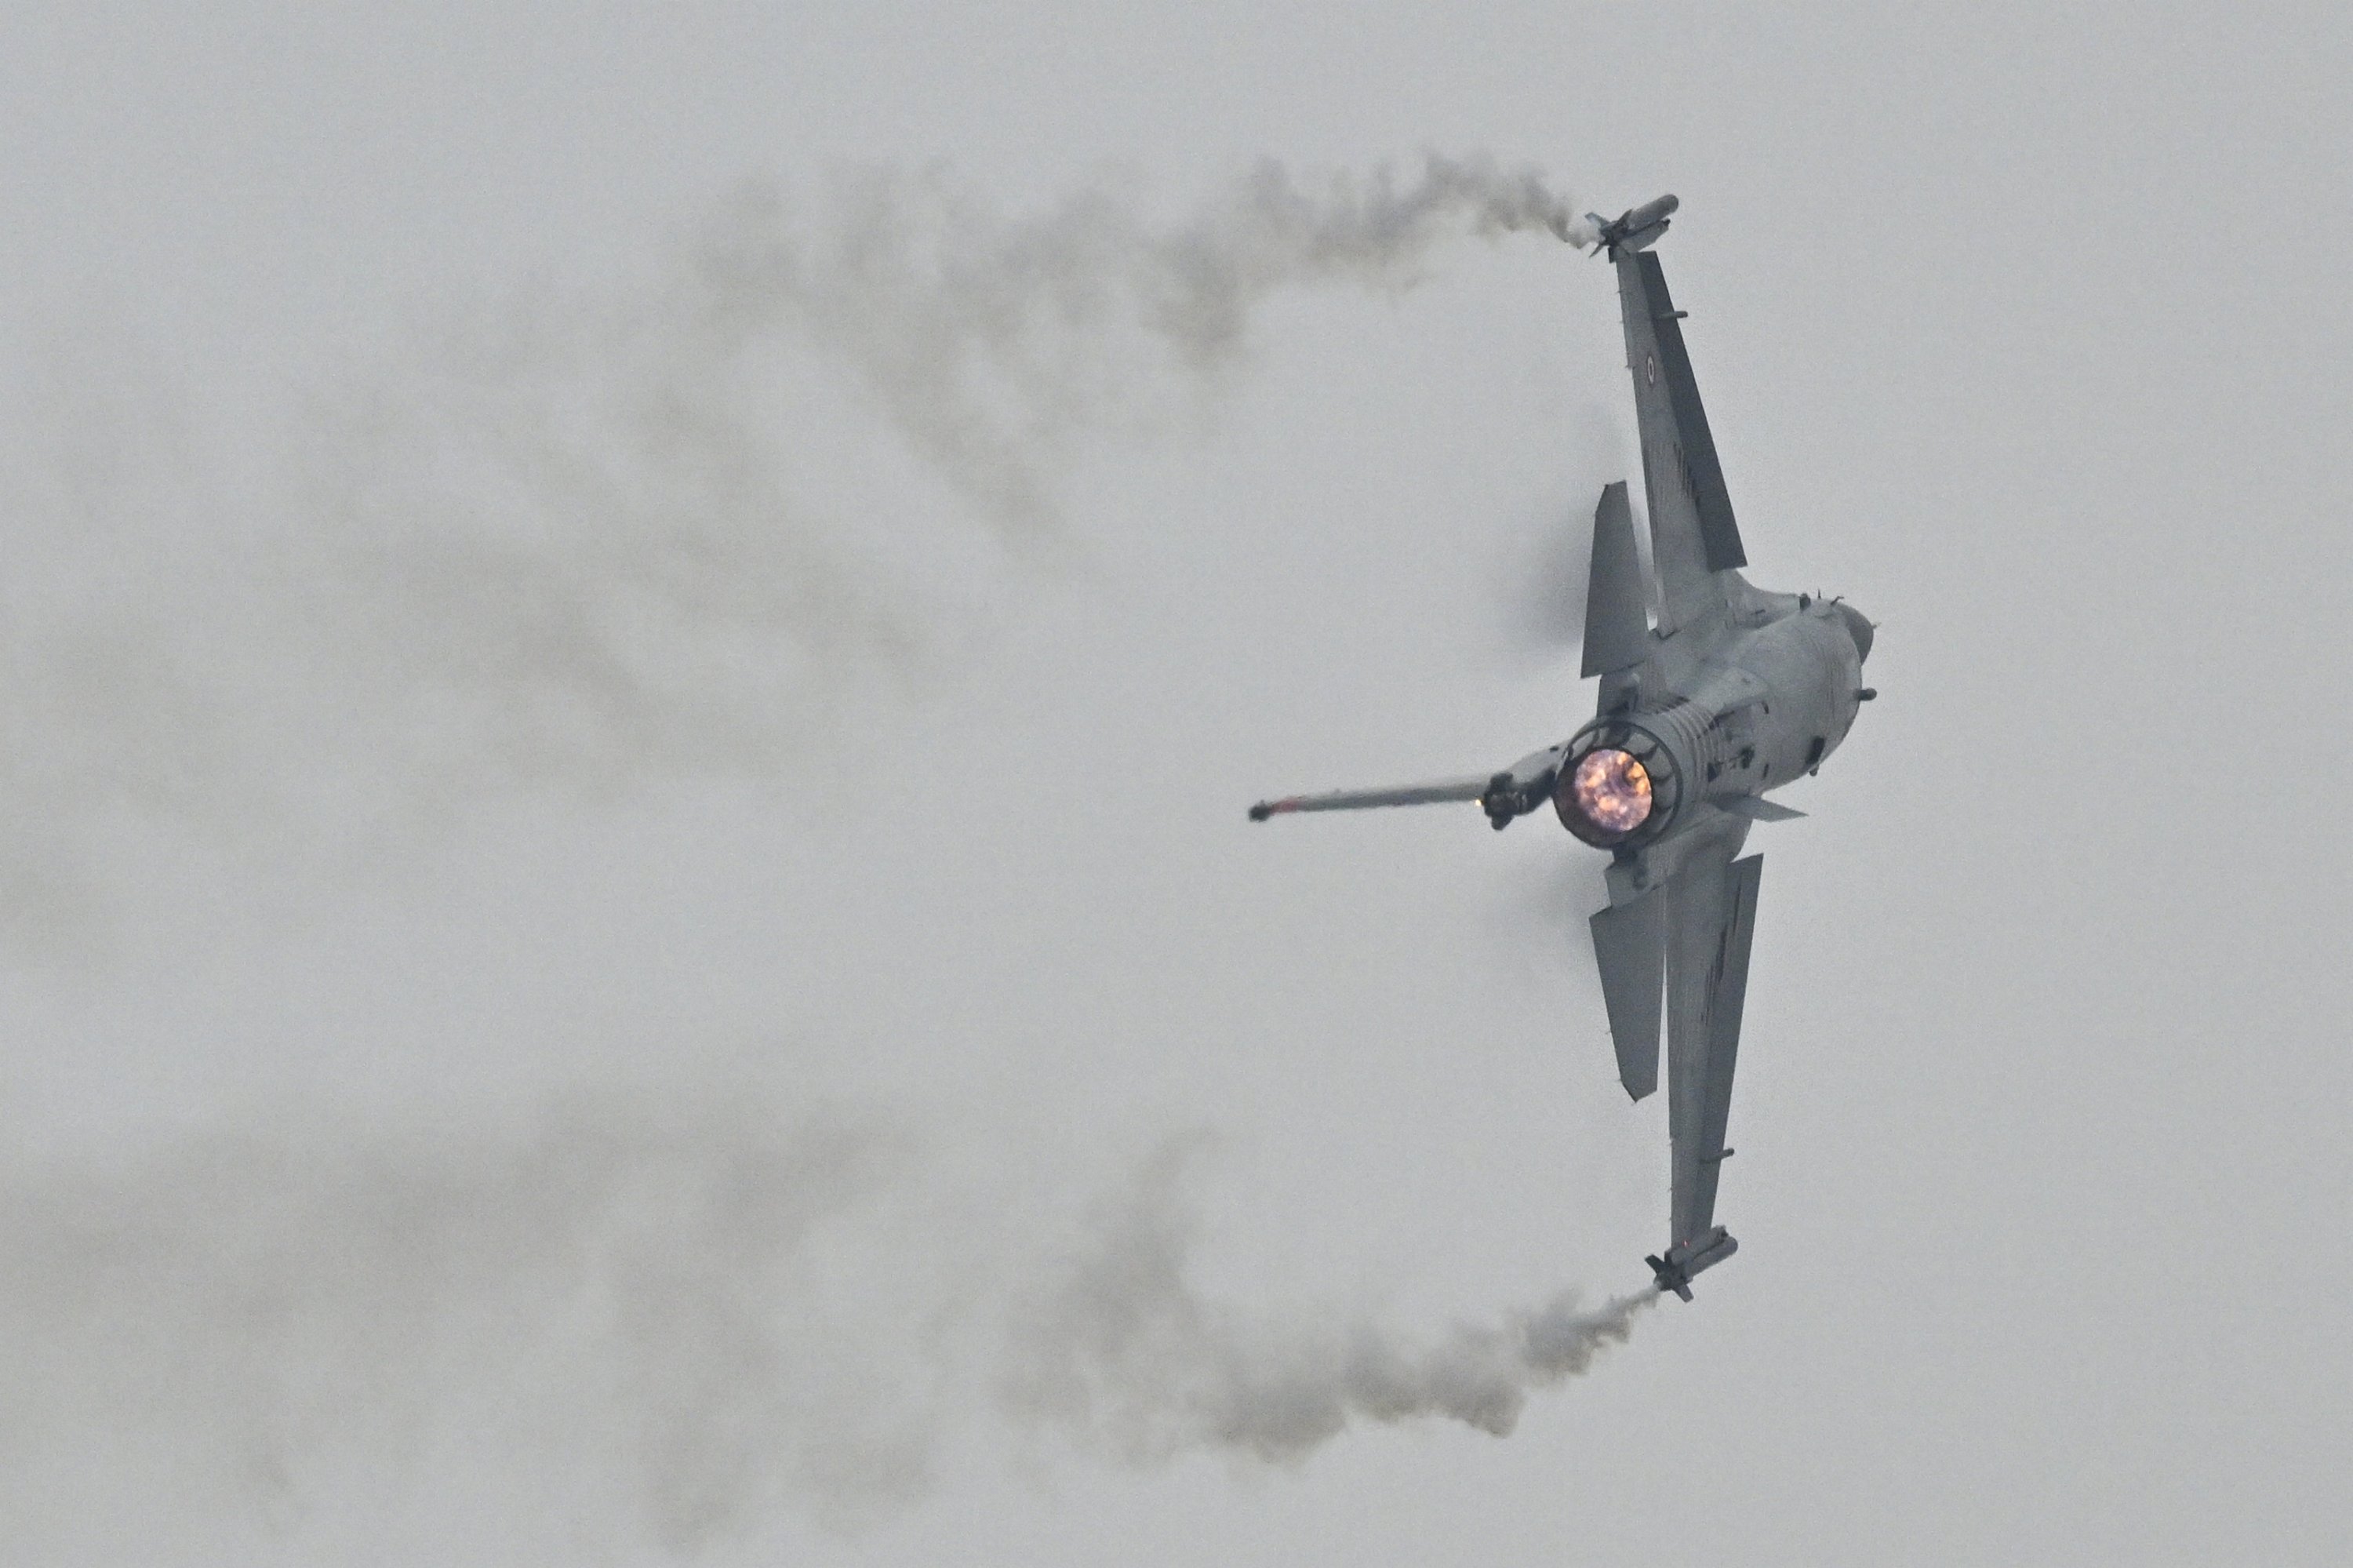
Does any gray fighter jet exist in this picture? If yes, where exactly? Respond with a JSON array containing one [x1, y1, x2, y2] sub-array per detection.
[[1248, 196, 1875, 1301]]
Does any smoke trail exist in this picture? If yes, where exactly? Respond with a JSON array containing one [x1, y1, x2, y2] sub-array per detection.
[[1002, 1141, 1653, 1465], [0, 1104, 1644, 1557], [0, 153, 1591, 943], [0, 1098, 936, 1552], [0, 153, 1634, 1561], [693, 150, 1595, 532]]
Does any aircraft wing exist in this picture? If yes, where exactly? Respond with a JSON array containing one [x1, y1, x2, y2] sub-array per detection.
[[1654, 842, 1764, 1293], [1586, 828, 1764, 1297], [1613, 249, 1747, 638]]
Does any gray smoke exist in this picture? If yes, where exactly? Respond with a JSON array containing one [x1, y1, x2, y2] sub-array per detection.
[[0, 1106, 1646, 1557], [0, 153, 1589, 943], [0, 1099, 940, 1553], [704, 151, 1595, 524], [1004, 1140, 1653, 1465], [0, 153, 1633, 1559]]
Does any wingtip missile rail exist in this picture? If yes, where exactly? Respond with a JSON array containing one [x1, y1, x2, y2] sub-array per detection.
[[1586, 193, 1679, 258], [1646, 1227, 1738, 1302]]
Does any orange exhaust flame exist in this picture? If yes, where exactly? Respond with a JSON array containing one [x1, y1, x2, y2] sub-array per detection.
[[1568, 748, 1653, 835]]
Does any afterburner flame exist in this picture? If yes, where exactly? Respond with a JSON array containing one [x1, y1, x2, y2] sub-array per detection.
[[1569, 748, 1653, 834]]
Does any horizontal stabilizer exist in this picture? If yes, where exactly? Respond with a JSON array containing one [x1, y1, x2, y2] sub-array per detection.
[[1718, 795, 1806, 823], [1581, 481, 1650, 678], [1589, 890, 1667, 1101]]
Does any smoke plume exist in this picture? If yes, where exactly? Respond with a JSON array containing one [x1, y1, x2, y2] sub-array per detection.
[[0, 152, 1590, 941], [0, 1099, 938, 1552], [1004, 1140, 1654, 1464], [0, 154, 1633, 1559], [0, 1104, 1646, 1557]]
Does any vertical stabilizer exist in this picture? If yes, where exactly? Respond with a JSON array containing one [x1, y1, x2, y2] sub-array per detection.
[[1589, 890, 1667, 1100], [1580, 480, 1650, 678]]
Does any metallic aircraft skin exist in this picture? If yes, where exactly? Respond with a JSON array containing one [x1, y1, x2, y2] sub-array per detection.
[[1249, 200, 1875, 1301]]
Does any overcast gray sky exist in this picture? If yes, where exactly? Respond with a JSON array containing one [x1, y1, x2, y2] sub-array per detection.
[[2, 3, 2348, 1564]]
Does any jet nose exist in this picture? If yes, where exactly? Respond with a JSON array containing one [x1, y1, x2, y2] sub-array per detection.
[[1832, 601, 1874, 665]]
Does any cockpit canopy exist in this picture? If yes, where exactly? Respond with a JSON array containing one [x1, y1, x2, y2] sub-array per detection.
[[1832, 600, 1874, 665]]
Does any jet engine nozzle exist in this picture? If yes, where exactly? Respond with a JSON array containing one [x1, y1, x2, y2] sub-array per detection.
[[1555, 713, 1688, 848]]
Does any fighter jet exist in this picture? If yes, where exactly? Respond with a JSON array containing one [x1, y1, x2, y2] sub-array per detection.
[[1248, 196, 1875, 1301]]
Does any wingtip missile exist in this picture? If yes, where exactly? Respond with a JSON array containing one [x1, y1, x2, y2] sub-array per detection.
[[1646, 1226, 1737, 1301], [1587, 194, 1680, 257]]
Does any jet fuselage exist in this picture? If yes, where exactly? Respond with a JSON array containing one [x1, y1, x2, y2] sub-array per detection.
[[1246, 199, 1877, 1298]]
